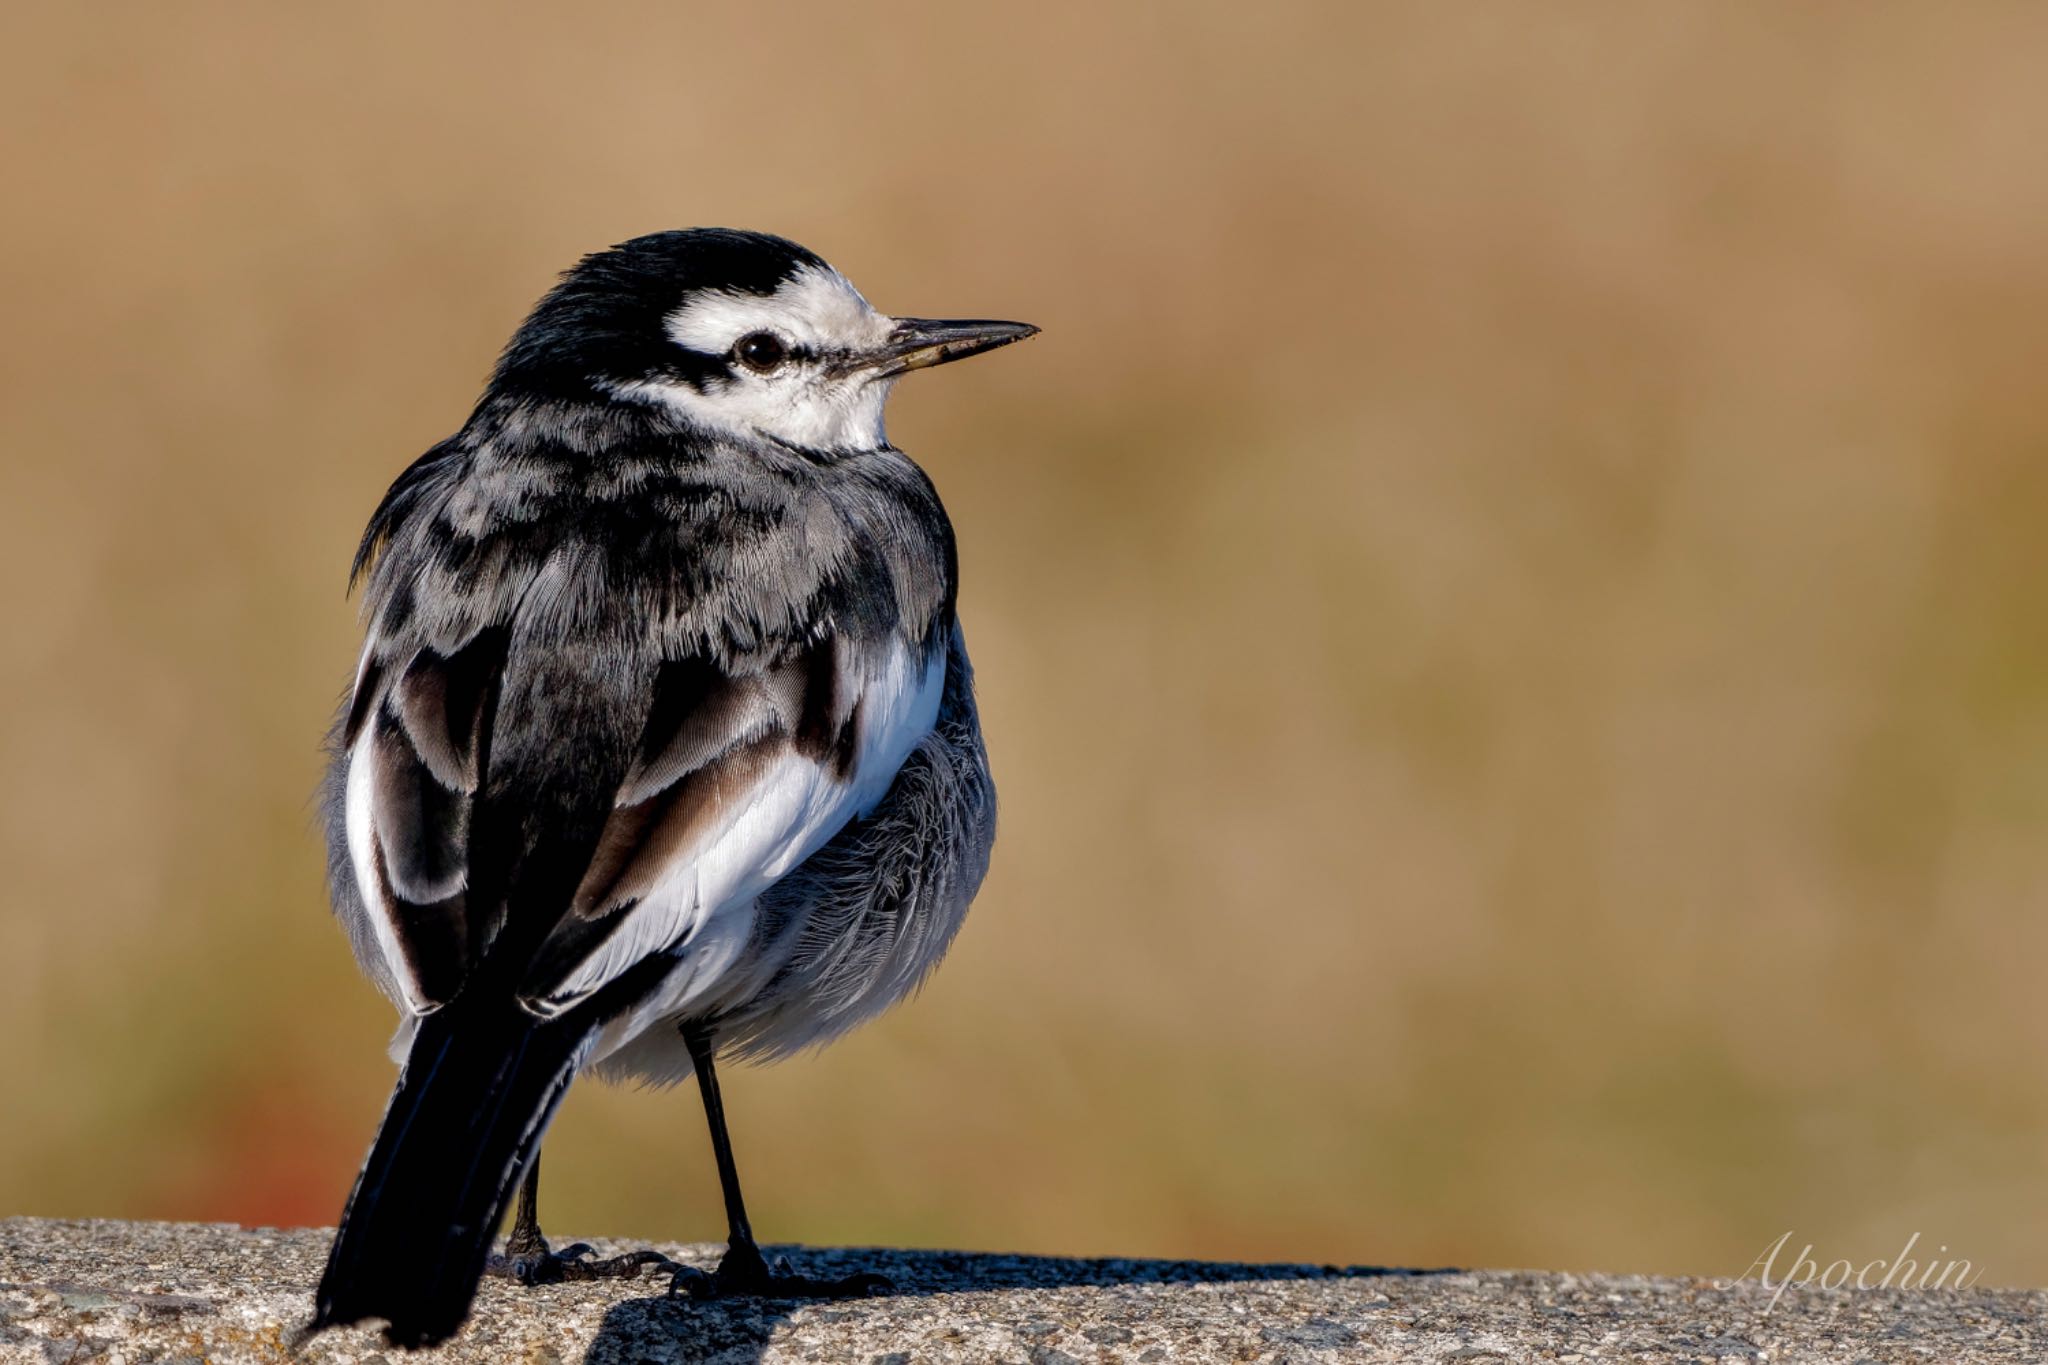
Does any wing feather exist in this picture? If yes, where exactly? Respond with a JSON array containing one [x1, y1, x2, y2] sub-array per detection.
[[521, 637, 945, 1016], [367, 714, 468, 903], [342, 630, 508, 1009], [616, 659, 796, 806]]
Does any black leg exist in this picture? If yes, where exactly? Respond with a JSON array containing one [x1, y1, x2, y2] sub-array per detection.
[[674, 1025, 890, 1301], [687, 1025, 759, 1253], [485, 1150, 676, 1286], [504, 1159, 549, 1259]]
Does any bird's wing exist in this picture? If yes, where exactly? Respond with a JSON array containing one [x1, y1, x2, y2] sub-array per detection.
[[513, 633, 945, 1016], [341, 612, 945, 1019], [339, 628, 507, 1013]]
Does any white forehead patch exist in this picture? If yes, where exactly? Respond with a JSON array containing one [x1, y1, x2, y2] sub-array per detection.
[[665, 263, 893, 355]]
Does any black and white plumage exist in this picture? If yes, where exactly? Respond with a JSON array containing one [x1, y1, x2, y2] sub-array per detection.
[[308, 229, 1029, 1347]]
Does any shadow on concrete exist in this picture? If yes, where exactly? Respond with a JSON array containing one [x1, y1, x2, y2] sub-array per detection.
[[582, 1246, 1456, 1365]]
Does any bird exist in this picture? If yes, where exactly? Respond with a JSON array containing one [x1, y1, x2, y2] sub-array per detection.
[[306, 228, 1032, 1348]]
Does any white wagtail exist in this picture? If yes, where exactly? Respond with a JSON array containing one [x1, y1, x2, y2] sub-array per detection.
[[308, 229, 1033, 1347]]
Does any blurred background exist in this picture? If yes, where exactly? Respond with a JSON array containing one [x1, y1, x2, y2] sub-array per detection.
[[4, 1, 2047, 1287]]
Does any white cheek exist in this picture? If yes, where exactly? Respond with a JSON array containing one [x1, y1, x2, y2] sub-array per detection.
[[619, 372, 893, 452], [738, 374, 891, 450], [783, 379, 892, 450]]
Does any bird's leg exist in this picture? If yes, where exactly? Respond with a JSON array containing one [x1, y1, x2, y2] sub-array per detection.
[[670, 1024, 891, 1301], [486, 1151, 676, 1286], [503, 1159, 550, 1259]]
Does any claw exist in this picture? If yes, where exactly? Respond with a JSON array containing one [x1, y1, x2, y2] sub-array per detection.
[[487, 1245, 677, 1287], [666, 1264, 715, 1299], [564, 1250, 678, 1282]]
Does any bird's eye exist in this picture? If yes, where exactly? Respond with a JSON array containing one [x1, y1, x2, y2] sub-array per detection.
[[734, 331, 789, 373]]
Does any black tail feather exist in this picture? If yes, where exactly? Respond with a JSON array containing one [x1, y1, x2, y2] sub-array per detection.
[[311, 999, 596, 1348]]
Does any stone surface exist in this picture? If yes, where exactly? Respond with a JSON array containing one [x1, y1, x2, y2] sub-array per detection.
[[0, 1217, 2040, 1363]]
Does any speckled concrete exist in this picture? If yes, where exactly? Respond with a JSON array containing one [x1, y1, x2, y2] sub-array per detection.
[[0, 1218, 2039, 1363]]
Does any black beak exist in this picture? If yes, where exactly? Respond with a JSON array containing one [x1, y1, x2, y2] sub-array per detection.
[[846, 317, 1039, 377]]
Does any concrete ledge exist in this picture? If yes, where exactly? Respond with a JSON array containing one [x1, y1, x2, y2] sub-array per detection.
[[0, 1217, 2040, 1363]]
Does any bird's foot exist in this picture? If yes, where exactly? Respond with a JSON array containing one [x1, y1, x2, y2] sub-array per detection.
[[487, 1237, 678, 1286], [667, 1238, 891, 1301]]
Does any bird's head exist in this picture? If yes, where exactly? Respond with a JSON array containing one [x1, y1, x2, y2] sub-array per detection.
[[490, 228, 1037, 455]]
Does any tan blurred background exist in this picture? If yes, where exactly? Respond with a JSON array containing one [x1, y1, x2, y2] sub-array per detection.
[[3, 1, 2047, 1287]]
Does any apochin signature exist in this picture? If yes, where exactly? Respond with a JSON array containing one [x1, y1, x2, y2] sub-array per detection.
[[1741, 1231, 1981, 1312]]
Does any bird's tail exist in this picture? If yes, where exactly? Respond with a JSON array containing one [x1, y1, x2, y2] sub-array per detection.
[[310, 997, 596, 1348]]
